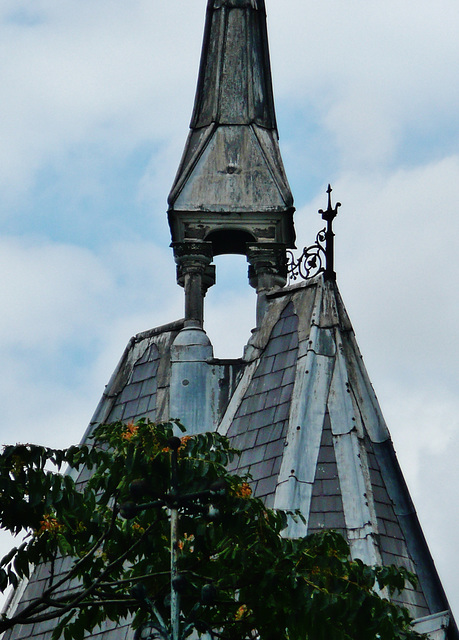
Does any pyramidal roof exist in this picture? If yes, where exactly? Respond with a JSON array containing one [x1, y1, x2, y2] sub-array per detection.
[[4, 277, 457, 640], [3, 0, 457, 639]]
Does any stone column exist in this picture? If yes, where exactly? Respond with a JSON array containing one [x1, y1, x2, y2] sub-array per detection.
[[247, 243, 287, 327], [172, 241, 215, 327]]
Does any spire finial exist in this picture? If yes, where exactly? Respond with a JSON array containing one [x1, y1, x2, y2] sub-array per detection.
[[318, 184, 340, 279], [287, 184, 341, 282]]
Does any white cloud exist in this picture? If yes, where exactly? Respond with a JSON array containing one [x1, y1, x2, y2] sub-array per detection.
[[0, 1, 203, 200], [269, 0, 459, 171], [0, 236, 181, 450]]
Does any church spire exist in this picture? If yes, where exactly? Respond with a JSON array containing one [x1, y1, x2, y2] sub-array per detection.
[[190, 0, 277, 131], [168, 0, 295, 327]]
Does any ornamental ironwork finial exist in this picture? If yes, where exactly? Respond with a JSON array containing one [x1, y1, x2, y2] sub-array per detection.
[[287, 185, 341, 282]]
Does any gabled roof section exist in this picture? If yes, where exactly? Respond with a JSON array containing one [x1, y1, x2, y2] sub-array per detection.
[[168, 0, 293, 214]]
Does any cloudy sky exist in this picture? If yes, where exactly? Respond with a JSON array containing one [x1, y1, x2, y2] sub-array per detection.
[[1, 0, 459, 619]]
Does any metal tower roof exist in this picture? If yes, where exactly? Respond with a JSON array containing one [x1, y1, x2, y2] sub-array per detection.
[[168, 0, 294, 223], [4, 277, 457, 640]]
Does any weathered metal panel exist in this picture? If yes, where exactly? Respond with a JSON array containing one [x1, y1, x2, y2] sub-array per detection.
[[333, 431, 381, 566], [414, 611, 450, 640], [173, 125, 287, 213], [328, 341, 360, 437], [190, 0, 275, 130]]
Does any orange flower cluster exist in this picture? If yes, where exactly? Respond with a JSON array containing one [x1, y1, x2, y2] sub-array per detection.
[[162, 435, 193, 455], [132, 522, 145, 536], [122, 423, 138, 441], [178, 533, 195, 552], [179, 436, 193, 451], [37, 514, 65, 536], [234, 482, 252, 499], [234, 604, 249, 621]]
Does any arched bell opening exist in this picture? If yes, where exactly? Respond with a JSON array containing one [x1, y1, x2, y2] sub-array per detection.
[[206, 229, 256, 257], [204, 254, 255, 359]]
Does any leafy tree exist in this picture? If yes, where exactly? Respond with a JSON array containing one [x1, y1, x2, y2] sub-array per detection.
[[0, 419, 424, 640]]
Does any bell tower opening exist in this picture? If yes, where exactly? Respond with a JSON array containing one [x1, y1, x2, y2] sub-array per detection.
[[206, 229, 256, 256], [204, 254, 255, 359]]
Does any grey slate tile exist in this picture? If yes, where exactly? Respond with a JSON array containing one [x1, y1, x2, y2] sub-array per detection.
[[123, 399, 141, 420], [282, 313, 299, 333], [310, 495, 343, 513], [274, 349, 297, 371], [280, 384, 294, 404], [264, 493, 275, 508], [271, 351, 289, 372], [271, 455, 282, 476], [266, 370, 285, 389], [240, 446, 267, 466], [375, 502, 397, 522], [250, 406, 277, 429], [281, 366, 296, 386], [249, 458, 274, 481], [256, 474, 278, 497], [231, 430, 258, 451], [384, 520, 404, 538], [320, 421, 333, 445], [119, 382, 143, 403], [270, 317, 286, 338], [240, 393, 266, 415], [131, 360, 159, 383], [323, 511, 346, 529], [147, 394, 158, 411], [255, 423, 284, 445], [315, 462, 339, 480], [107, 403, 124, 422], [308, 513, 325, 530], [264, 438, 285, 459], [316, 446, 336, 464], [274, 401, 290, 422], [263, 386, 282, 408], [372, 484, 394, 505], [140, 379, 155, 396], [253, 355, 275, 377], [264, 335, 290, 357]]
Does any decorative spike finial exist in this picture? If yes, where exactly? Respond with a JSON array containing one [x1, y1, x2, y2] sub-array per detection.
[[319, 184, 341, 224], [287, 184, 341, 282], [318, 184, 340, 279]]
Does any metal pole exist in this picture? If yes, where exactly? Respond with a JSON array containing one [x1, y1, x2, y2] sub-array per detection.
[[170, 447, 179, 640], [170, 506, 179, 640]]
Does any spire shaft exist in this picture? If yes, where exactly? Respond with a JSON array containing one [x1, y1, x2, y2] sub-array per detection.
[[191, 0, 276, 129]]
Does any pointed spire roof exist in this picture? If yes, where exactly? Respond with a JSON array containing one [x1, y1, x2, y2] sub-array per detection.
[[219, 275, 457, 635], [191, 0, 276, 129], [168, 0, 294, 217]]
